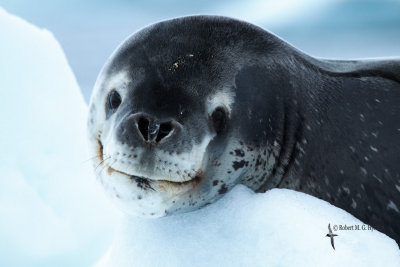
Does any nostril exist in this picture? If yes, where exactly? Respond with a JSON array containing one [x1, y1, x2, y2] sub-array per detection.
[[137, 117, 150, 141], [156, 122, 173, 142]]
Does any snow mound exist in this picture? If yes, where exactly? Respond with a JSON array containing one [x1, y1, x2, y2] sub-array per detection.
[[99, 185, 400, 267], [0, 7, 118, 267]]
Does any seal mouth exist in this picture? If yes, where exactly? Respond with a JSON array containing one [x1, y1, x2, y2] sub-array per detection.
[[95, 137, 203, 188], [106, 164, 202, 187]]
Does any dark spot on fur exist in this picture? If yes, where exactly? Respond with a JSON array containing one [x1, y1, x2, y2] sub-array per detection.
[[213, 180, 219, 186], [218, 184, 228, 194], [255, 155, 263, 167], [133, 177, 154, 191], [213, 161, 221, 166], [193, 176, 201, 183], [234, 149, 245, 157], [232, 160, 248, 170]]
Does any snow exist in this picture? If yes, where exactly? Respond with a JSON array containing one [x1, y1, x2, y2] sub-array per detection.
[[98, 186, 400, 267], [0, 7, 399, 267], [0, 7, 118, 267]]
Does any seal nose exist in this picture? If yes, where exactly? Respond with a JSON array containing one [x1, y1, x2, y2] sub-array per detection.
[[137, 115, 174, 143]]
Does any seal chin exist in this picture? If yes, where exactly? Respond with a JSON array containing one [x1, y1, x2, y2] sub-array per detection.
[[92, 137, 207, 217]]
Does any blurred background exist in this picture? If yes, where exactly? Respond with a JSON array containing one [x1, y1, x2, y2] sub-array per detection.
[[1, 0, 400, 102]]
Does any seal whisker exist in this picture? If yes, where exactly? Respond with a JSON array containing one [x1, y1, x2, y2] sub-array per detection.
[[81, 155, 102, 164], [95, 156, 111, 172]]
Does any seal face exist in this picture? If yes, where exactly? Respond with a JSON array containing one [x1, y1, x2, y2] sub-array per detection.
[[88, 16, 400, 243]]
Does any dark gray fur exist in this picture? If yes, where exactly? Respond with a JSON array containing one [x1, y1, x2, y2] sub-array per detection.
[[98, 16, 400, 244]]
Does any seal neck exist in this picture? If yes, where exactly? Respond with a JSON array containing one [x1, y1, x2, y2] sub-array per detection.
[[258, 90, 303, 192]]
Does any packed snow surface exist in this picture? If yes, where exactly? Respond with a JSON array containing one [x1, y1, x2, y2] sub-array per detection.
[[98, 186, 400, 267], [0, 7, 398, 267]]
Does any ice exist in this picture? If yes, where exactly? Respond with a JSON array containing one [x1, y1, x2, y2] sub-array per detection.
[[0, 7, 118, 267]]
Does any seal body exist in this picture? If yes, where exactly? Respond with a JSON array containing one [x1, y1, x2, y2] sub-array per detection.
[[87, 16, 400, 243]]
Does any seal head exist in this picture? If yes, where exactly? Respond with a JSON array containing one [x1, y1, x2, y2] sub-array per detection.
[[87, 16, 286, 217]]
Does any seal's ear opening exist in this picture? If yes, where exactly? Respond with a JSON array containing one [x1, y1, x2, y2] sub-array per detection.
[[211, 107, 227, 134]]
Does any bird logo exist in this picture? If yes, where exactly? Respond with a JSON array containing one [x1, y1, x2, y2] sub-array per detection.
[[326, 223, 338, 250]]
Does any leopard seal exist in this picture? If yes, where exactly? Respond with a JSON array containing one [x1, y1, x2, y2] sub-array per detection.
[[87, 15, 400, 244]]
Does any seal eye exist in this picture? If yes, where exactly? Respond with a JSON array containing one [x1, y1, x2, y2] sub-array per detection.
[[211, 107, 227, 134], [107, 90, 122, 112]]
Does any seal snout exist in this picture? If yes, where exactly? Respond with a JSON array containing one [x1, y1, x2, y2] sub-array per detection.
[[120, 113, 179, 146], [137, 115, 174, 143]]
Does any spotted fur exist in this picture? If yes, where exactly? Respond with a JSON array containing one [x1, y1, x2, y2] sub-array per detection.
[[87, 16, 400, 244]]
